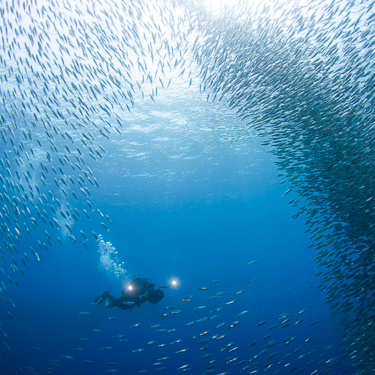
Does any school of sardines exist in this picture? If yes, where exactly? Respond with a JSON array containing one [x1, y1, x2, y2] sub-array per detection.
[[23, 275, 350, 375], [0, 0, 374, 373]]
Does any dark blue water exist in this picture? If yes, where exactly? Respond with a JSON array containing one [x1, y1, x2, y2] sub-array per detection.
[[0, 122, 354, 374]]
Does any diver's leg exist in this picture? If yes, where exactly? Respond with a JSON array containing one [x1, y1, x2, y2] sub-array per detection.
[[105, 295, 117, 308], [93, 291, 111, 305], [107, 295, 116, 303], [93, 295, 102, 304], [107, 297, 136, 310]]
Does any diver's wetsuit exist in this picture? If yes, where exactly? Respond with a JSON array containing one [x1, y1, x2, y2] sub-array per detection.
[[94, 277, 165, 311]]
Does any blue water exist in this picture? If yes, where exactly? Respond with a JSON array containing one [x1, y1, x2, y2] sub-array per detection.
[[0, 0, 359, 373], [1, 101, 354, 373]]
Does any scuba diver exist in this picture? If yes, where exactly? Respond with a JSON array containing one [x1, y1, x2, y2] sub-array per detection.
[[93, 276, 166, 311]]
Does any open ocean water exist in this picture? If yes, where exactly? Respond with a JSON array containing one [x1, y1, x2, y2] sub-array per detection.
[[0, 0, 374, 374]]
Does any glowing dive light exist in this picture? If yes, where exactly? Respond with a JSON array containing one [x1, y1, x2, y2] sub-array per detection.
[[159, 277, 180, 289], [167, 277, 180, 289]]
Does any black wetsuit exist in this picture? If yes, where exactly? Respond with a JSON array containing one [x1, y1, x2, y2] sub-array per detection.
[[94, 277, 165, 311]]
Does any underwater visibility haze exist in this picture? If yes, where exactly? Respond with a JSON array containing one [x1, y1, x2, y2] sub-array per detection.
[[0, 0, 374, 373]]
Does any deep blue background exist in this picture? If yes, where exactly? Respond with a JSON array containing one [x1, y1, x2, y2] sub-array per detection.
[[0, 1, 357, 372], [0, 128, 354, 374]]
